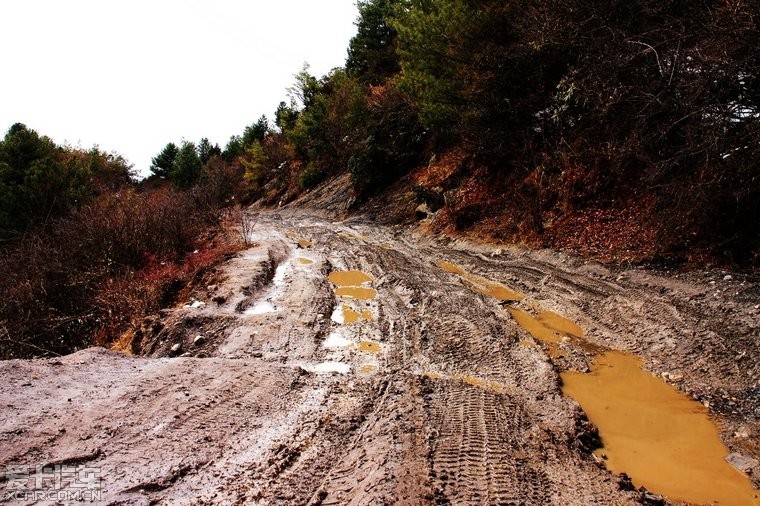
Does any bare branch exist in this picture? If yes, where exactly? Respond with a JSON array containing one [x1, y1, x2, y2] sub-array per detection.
[[628, 40, 664, 77]]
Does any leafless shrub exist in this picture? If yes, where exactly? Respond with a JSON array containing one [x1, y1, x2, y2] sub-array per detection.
[[240, 210, 257, 247]]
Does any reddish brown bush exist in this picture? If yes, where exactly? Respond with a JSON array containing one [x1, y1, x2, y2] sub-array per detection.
[[0, 185, 237, 359]]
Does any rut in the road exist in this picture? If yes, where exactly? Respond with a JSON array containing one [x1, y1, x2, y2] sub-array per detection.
[[272, 216, 634, 505], [4, 212, 757, 505]]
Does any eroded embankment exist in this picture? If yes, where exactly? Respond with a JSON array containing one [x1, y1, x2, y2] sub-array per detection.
[[1, 210, 758, 505]]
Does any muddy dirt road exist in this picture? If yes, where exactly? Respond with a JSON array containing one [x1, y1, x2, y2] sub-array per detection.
[[2, 211, 759, 505]]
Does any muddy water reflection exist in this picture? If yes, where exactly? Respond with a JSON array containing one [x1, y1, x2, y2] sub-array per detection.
[[562, 352, 760, 506], [437, 261, 465, 275], [509, 309, 563, 344], [537, 311, 584, 339]]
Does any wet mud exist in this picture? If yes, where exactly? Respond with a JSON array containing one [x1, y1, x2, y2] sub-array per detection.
[[1, 210, 759, 505]]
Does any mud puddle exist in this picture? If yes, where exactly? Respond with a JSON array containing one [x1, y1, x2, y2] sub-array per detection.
[[328, 270, 377, 300], [328, 269, 377, 327], [331, 305, 373, 324], [334, 286, 377, 299], [563, 352, 760, 506], [357, 340, 381, 354], [508, 308, 604, 356], [286, 230, 313, 249], [437, 260, 523, 301], [508, 305, 759, 504]]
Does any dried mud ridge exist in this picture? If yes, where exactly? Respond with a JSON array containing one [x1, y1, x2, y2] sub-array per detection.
[[1, 211, 759, 505]]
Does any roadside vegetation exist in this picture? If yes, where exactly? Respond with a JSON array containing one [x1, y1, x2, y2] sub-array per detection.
[[0, 124, 243, 359], [198, 0, 759, 267]]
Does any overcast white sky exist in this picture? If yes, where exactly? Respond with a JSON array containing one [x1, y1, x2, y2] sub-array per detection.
[[0, 0, 359, 177]]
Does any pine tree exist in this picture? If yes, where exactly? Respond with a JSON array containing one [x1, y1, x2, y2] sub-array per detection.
[[346, 0, 400, 84], [171, 141, 202, 188], [197, 138, 221, 165], [150, 142, 179, 179]]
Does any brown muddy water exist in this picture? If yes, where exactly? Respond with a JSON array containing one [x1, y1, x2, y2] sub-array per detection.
[[329, 270, 378, 300], [563, 352, 760, 506], [508, 306, 760, 505], [335, 286, 377, 299], [437, 260, 524, 301], [357, 340, 381, 354], [508, 308, 605, 356], [338, 305, 373, 324], [329, 270, 373, 286]]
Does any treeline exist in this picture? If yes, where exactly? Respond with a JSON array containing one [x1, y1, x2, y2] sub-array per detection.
[[0, 124, 242, 359], [0, 123, 134, 237], [188, 0, 758, 266]]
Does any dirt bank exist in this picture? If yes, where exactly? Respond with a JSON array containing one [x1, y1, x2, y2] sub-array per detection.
[[1, 210, 758, 504]]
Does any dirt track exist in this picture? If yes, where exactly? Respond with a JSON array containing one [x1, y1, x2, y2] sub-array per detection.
[[1, 210, 759, 505]]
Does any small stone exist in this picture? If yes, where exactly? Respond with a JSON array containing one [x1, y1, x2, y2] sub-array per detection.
[[723, 275, 733, 281], [726, 452, 758, 473], [190, 300, 206, 309], [194, 335, 205, 346], [617, 473, 635, 491], [734, 426, 751, 439], [641, 491, 665, 505], [170, 343, 181, 353]]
